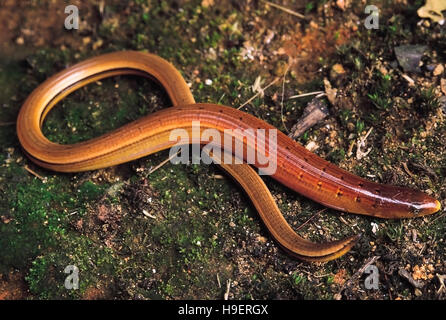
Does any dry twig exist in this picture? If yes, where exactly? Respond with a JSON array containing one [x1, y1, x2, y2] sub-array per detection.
[[295, 209, 326, 231], [398, 268, 424, 289], [280, 64, 291, 133], [356, 127, 373, 160], [436, 274, 446, 296], [338, 256, 381, 296], [224, 279, 231, 300], [0, 121, 15, 126], [24, 165, 47, 182], [402, 162, 416, 179], [288, 91, 325, 99], [237, 78, 279, 110], [288, 98, 329, 139], [261, 0, 307, 20], [148, 150, 180, 175]]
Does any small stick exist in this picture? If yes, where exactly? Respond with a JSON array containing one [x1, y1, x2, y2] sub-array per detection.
[[402, 162, 416, 179], [216, 274, 221, 288], [356, 127, 373, 160], [338, 256, 381, 295], [428, 211, 445, 225], [288, 98, 329, 139], [295, 209, 325, 231], [301, 270, 331, 278], [23, 165, 47, 181], [224, 279, 231, 300], [356, 256, 380, 275], [401, 73, 415, 85], [261, 0, 307, 20], [142, 209, 157, 219], [148, 150, 180, 175], [409, 161, 438, 181], [398, 268, 424, 289], [288, 91, 325, 99], [237, 78, 279, 110], [281, 64, 291, 133], [347, 140, 355, 157], [338, 216, 351, 227], [217, 93, 226, 104], [0, 121, 16, 126], [436, 274, 446, 295], [418, 243, 426, 256]]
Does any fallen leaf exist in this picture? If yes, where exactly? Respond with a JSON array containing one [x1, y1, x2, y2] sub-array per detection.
[[417, 0, 446, 23], [333, 269, 347, 285], [336, 0, 346, 11], [433, 64, 444, 76], [201, 0, 214, 7], [332, 63, 346, 75], [305, 141, 319, 152], [252, 76, 264, 97]]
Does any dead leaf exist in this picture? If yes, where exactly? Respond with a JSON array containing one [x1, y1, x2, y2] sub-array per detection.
[[97, 204, 108, 221], [332, 63, 346, 75], [336, 0, 347, 11], [252, 76, 264, 97], [333, 269, 347, 285], [417, 0, 446, 23], [433, 64, 444, 76], [201, 0, 214, 7]]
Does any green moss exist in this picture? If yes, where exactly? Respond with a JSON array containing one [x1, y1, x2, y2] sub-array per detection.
[[1, 0, 445, 300], [1, 177, 69, 271], [291, 273, 304, 286], [326, 148, 346, 164], [367, 72, 393, 111], [416, 87, 440, 115], [26, 236, 118, 299], [78, 181, 109, 203]]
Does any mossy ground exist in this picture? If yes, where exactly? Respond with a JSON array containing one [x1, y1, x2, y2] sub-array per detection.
[[0, 0, 445, 299]]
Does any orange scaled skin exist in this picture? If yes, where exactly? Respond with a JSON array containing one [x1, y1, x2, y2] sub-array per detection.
[[17, 51, 441, 261]]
